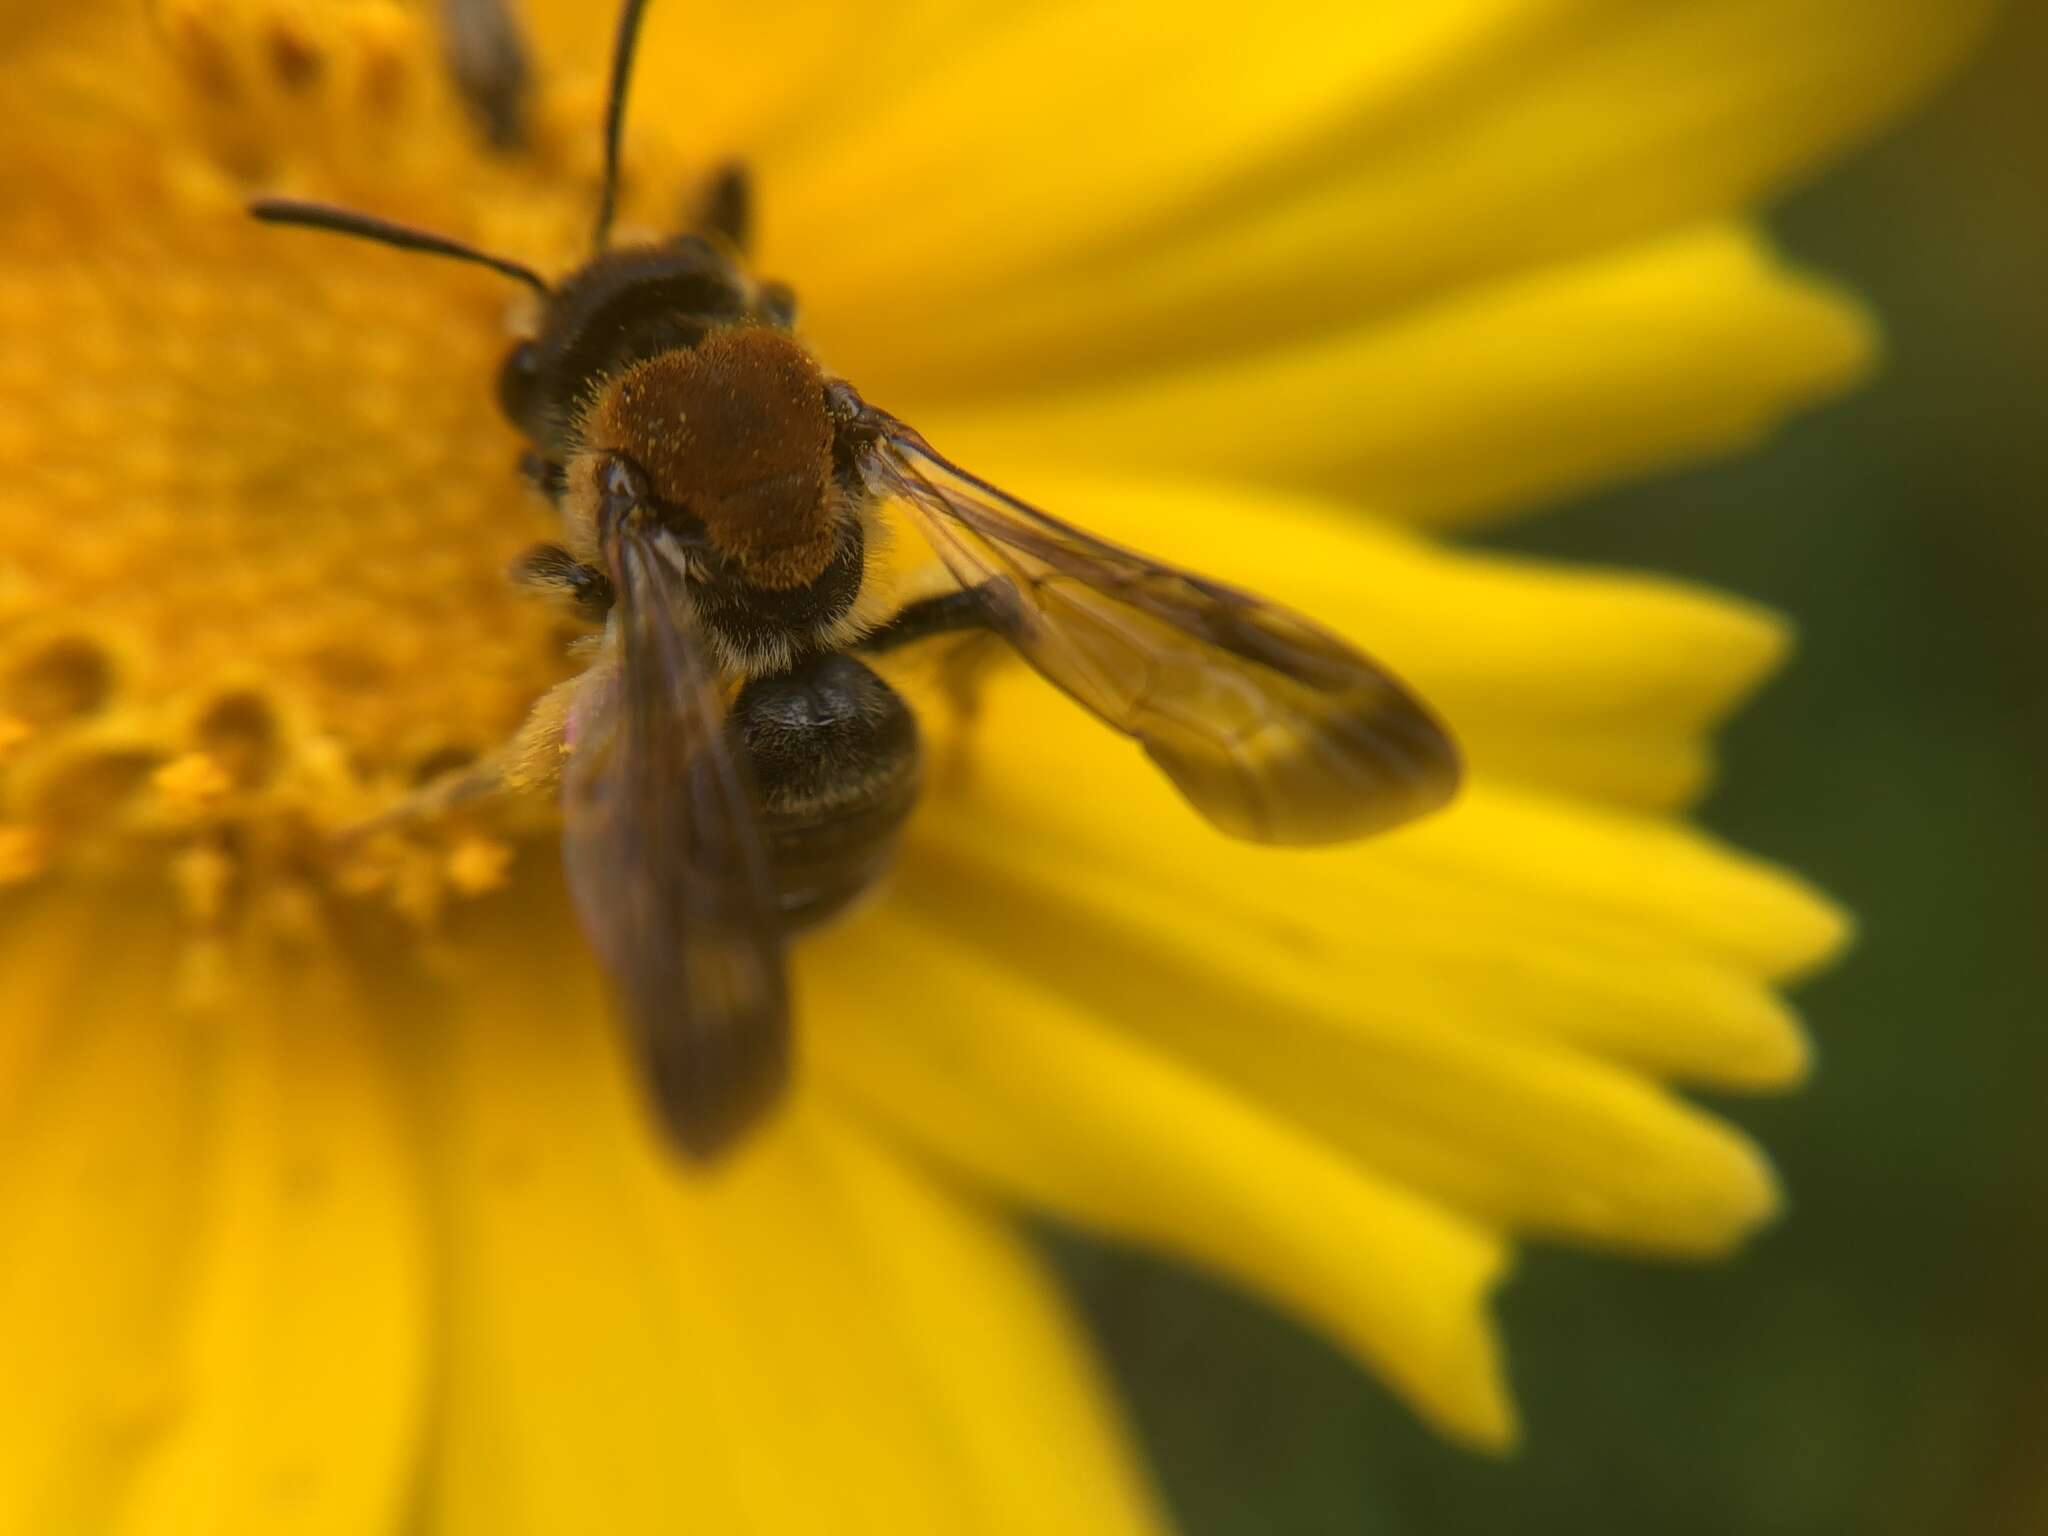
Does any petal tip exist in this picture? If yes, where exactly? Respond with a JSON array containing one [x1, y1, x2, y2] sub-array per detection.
[[1690, 1136, 1787, 1257], [1777, 884, 1858, 982], [1750, 1010, 1818, 1091], [1734, 223, 1881, 385], [1421, 1242, 1523, 1454], [1707, 990, 1818, 1093], [1801, 280, 1883, 397]]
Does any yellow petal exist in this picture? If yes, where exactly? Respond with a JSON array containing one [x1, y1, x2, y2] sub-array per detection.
[[0, 890, 199, 1528], [0, 887, 101, 1134], [522, 0, 991, 163], [765, 0, 1988, 404], [897, 823, 1784, 1254], [806, 905, 1517, 1450], [921, 669, 1846, 986], [869, 661, 1834, 1249], [906, 665, 1830, 1074], [758, 3, 1506, 308], [805, 1107, 1175, 1536], [910, 225, 1872, 527], [414, 884, 1167, 1535], [0, 889, 431, 1536], [1396, 783, 1850, 985], [880, 462, 1789, 809], [119, 952, 429, 1534]]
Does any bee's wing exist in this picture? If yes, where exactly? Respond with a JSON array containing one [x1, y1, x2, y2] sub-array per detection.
[[855, 407, 1460, 844], [562, 524, 788, 1158]]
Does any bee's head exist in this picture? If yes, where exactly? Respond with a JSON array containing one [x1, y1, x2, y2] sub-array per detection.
[[494, 236, 758, 457], [567, 326, 841, 593], [247, 0, 784, 467]]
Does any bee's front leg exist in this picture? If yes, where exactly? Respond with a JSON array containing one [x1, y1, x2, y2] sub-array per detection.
[[684, 162, 799, 327], [442, 0, 533, 149], [511, 541, 613, 621], [517, 452, 570, 507], [691, 161, 751, 253]]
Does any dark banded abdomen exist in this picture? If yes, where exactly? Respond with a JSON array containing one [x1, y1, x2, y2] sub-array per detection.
[[728, 653, 919, 931]]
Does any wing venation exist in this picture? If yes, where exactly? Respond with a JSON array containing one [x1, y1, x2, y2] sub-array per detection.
[[855, 407, 1460, 844], [562, 524, 789, 1156]]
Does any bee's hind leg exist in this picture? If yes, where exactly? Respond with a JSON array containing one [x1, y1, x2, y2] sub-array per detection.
[[359, 671, 584, 843], [357, 544, 608, 842], [857, 584, 1008, 791], [855, 585, 999, 655]]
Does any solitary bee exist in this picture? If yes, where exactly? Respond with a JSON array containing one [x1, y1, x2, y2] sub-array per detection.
[[253, 0, 1460, 1158]]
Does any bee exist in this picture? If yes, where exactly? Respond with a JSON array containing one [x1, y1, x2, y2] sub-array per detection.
[[251, 0, 1461, 1159]]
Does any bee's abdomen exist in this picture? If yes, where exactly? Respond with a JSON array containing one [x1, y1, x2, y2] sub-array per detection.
[[729, 654, 919, 931]]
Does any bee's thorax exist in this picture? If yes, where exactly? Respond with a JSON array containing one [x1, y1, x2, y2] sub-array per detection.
[[574, 327, 838, 592]]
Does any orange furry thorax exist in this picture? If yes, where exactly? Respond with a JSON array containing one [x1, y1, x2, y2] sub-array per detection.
[[580, 327, 839, 590]]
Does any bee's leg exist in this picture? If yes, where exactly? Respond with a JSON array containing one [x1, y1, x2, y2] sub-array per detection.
[[755, 280, 799, 330], [440, 0, 533, 150], [689, 160, 799, 326], [354, 670, 584, 839], [511, 542, 614, 622], [856, 585, 1006, 792], [692, 161, 752, 253], [518, 450, 568, 506], [855, 585, 997, 654], [355, 543, 601, 841]]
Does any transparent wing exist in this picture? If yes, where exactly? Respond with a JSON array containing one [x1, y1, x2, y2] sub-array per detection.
[[854, 406, 1460, 844], [562, 522, 788, 1158]]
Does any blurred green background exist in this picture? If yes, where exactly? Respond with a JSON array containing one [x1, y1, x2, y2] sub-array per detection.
[[1055, 6, 2048, 1532]]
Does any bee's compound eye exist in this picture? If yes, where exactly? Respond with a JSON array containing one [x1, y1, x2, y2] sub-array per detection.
[[496, 340, 544, 426]]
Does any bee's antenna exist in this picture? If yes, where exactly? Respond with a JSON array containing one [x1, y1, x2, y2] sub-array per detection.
[[593, 0, 653, 252], [249, 196, 553, 296]]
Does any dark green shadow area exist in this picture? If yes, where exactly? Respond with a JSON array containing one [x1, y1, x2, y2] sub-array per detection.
[[1050, 7, 2048, 1531]]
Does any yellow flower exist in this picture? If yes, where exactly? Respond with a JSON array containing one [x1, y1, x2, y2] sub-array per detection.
[[0, 0, 1986, 1530]]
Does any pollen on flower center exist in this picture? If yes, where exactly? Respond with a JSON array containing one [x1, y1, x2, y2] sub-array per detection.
[[0, 7, 623, 936]]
